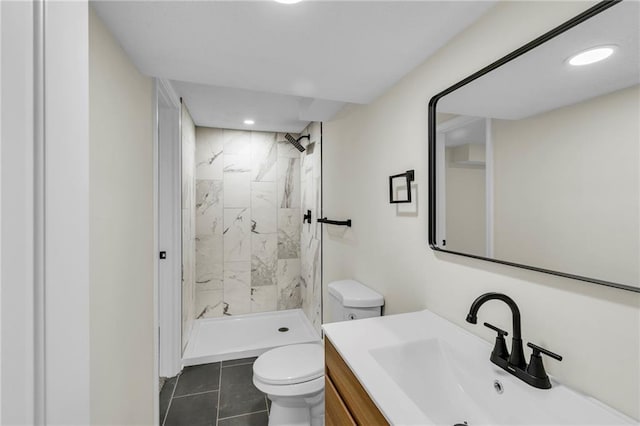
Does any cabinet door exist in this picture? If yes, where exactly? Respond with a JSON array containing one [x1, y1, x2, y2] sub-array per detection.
[[325, 338, 389, 425], [325, 376, 356, 426]]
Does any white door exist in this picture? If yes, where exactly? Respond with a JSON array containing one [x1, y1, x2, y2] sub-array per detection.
[[156, 79, 183, 378]]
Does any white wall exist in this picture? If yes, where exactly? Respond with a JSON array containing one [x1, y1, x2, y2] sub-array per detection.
[[89, 7, 154, 424], [444, 150, 486, 255], [323, 0, 640, 419], [492, 85, 639, 286]]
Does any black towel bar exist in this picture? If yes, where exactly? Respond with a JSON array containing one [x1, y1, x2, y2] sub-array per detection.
[[317, 217, 351, 227]]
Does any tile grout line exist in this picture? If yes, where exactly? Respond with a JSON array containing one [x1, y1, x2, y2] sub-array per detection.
[[216, 362, 223, 426], [220, 360, 255, 368], [264, 394, 270, 416], [217, 409, 269, 421], [162, 374, 179, 426], [172, 389, 218, 399]]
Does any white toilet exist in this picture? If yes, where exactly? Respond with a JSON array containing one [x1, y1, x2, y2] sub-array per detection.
[[253, 280, 384, 426]]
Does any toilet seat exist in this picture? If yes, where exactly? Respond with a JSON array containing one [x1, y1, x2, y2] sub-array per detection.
[[253, 375, 324, 398], [253, 343, 324, 385]]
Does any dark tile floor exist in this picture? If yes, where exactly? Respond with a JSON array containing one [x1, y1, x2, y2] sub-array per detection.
[[160, 357, 270, 426]]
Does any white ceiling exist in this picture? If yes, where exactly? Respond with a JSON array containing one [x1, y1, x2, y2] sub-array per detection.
[[92, 0, 495, 132], [438, 1, 640, 120], [442, 118, 486, 147], [172, 80, 345, 132]]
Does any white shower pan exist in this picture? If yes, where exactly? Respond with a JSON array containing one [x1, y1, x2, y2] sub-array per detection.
[[183, 309, 320, 366]]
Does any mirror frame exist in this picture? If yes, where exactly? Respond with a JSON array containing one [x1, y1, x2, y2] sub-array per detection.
[[427, 0, 639, 293]]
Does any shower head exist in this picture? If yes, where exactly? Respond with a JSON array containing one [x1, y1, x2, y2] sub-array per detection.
[[284, 133, 308, 152]]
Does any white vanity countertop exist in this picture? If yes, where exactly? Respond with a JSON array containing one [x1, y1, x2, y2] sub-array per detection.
[[322, 309, 637, 426]]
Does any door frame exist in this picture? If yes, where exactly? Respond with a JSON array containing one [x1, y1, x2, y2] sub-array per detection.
[[155, 78, 183, 380], [1, 1, 92, 423], [1, 1, 40, 422], [435, 115, 494, 257]]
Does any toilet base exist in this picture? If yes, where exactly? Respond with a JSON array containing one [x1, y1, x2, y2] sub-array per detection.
[[267, 391, 324, 426]]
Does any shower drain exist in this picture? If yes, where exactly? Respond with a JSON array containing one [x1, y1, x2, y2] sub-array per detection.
[[278, 327, 289, 332]]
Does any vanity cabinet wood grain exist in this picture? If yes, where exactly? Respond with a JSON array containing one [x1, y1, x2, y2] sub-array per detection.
[[325, 338, 388, 426], [325, 376, 356, 426]]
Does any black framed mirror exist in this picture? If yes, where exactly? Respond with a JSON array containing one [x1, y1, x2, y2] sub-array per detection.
[[428, 0, 639, 293]]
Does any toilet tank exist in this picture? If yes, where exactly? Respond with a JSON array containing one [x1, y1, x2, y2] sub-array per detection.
[[327, 280, 384, 323]]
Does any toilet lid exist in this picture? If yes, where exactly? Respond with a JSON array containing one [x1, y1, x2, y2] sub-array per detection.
[[253, 343, 324, 385]]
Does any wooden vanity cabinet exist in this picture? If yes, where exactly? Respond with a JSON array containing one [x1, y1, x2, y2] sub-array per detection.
[[325, 338, 389, 426]]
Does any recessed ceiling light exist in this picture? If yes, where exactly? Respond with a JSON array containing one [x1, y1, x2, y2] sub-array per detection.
[[244, 119, 255, 125], [274, 0, 303, 4], [567, 46, 616, 66]]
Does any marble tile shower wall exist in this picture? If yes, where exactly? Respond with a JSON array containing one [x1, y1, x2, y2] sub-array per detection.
[[300, 123, 322, 335], [194, 128, 304, 318]]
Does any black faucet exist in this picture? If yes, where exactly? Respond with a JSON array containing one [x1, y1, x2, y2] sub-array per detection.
[[466, 292, 562, 389], [466, 292, 526, 369]]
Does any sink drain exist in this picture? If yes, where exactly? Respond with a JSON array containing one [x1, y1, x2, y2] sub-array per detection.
[[453, 422, 468, 426], [278, 327, 289, 332]]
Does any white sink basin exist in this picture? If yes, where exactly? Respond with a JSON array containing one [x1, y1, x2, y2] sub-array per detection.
[[370, 338, 628, 425], [323, 310, 637, 425]]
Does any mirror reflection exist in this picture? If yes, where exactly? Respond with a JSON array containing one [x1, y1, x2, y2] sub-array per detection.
[[433, 1, 639, 289]]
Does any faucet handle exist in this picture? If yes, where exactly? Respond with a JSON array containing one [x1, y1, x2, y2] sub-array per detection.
[[483, 322, 508, 337], [527, 342, 562, 361], [484, 322, 509, 361], [526, 342, 562, 389]]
